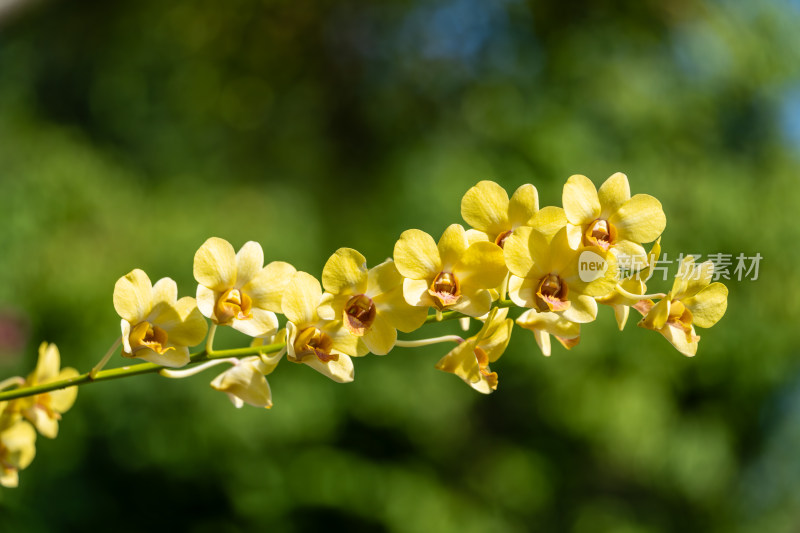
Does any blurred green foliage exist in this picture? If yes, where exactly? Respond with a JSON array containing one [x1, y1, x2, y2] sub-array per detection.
[[0, 0, 799, 531]]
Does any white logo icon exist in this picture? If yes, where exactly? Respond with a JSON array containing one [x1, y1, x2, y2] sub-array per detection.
[[578, 250, 608, 282]]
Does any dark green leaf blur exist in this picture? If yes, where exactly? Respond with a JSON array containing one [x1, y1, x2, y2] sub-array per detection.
[[0, 0, 798, 531]]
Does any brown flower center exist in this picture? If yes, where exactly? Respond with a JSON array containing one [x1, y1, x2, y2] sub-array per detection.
[[535, 274, 570, 312], [129, 321, 173, 355], [429, 271, 461, 310], [215, 288, 253, 324], [494, 230, 513, 248], [583, 219, 617, 251], [293, 326, 338, 363], [343, 294, 376, 336]]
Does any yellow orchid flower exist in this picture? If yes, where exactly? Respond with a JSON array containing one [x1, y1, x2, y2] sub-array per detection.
[[114, 269, 208, 367], [317, 249, 428, 355], [283, 271, 358, 383], [0, 417, 36, 488], [504, 225, 618, 323], [193, 237, 295, 337], [562, 173, 666, 266], [435, 307, 513, 394], [210, 350, 283, 409], [16, 343, 78, 439], [597, 239, 663, 330], [393, 224, 507, 317], [516, 309, 581, 356], [638, 256, 728, 357], [460, 180, 539, 248]]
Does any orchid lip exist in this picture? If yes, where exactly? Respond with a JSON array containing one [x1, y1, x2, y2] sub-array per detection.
[[583, 218, 616, 250], [428, 271, 461, 310], [343, 294, 376, 336], [215, 288, 254, 324], [534, 274, 569, 312], [293, 326, 338, 363]]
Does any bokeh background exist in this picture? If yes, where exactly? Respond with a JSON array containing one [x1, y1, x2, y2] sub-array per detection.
[[0, 0, 798, 531]]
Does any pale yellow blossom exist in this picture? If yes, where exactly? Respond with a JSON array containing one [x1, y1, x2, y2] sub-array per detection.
[[460, 180, 539, 247], [505, 225, 618, 323], [394, 224, 506, 317], [638, 256, 728, 356], [435, 308, 513, 394], [114, 269, 208, 367], [283, 271, 358, 383], [318, 249, 427, 355], [17, 343, 78, 438], [210, 348, 283, 409], [0, 416, 36, 488], [563, 173, 665, 266], [194, 237, 295, 338]]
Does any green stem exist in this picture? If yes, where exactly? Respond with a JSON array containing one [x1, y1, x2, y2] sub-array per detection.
[[0, 342, 285, 403], [423, 299, 515, 324], [206, 323, 218, 355], [0, 299, 518, 403]]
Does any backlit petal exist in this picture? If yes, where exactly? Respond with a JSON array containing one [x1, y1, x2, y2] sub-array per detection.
[[437, 224, 469, 270], [235, 241, 265, 288], [362, 314, 397, 355], [152, 277, 178, 308], [508, 183, 539, 228], [196, 285, 217, 320], [435, 342, 481, 384], [465, 229, 490, 245], [244, 261, 297, 313], [113, 269, 153, 324], [168, 298, 208, 346], [683, 282, 728, 328], [133, 346, 190, 368], [659, 323, 698, 357], [374, 285, 428, 333], [516, 309, 581, 339], [460, 180, 510, 236], [563, 174, 601, 225], [610, 194, 666, 244], [531, 206, 568, 241], [402, 278, 433, 308], [503, 226, 535, 277], [232, 308, 279, 338], [561, 294, 597, 323], [282, 271, 322, 326], [451, 287, 493, 318], [366, 259, 403, 296], [394, 229, 441, 280], [211, 358, 272, 408], [27, 408, 58, 439], [193, 237, 237, 292], [304, 354, 354, 383], [32, 342, 60, 384], [598, 172, 631, 217], [672, 258, 714, 300], [455, 241, 507, 289], [611, 240, 647, 273], [322, 248, 369, 295], [507, 275, 538, 308]]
